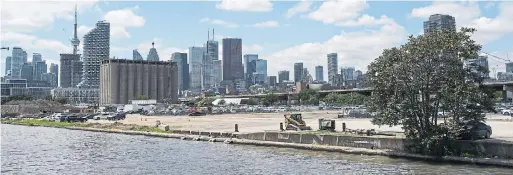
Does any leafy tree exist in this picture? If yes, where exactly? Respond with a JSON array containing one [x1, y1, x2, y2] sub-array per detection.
[[323, 92, 369, 106], [1, 95, 34, 104], [493, 91, 503, 102], [298, 89, 318, 105], [366, 28, 494, 156], [262, 93, 279, 106], [134, 95, 149, 100], [218, 99, 226, 105], [247, 98, 259, 105]]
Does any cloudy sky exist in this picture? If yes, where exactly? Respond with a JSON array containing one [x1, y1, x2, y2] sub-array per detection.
[[1, 0, 512, 79]]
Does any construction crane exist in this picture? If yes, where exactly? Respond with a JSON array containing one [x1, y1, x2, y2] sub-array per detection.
[[1, 47, 9, 50], [481, 51, 510, 62]]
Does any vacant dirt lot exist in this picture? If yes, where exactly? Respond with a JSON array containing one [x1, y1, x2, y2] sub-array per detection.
[[89, 111, 513, 141]]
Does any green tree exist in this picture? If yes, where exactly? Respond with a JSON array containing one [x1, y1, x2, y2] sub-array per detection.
[[493, 91, 503, 102], [247, 98, 259, 105], [1, 95, 34, 104], [323, 92, 369, 106], [366, 28, 494, 156], [218, 99, 226, 105], [298, 89, 318, 105], [262, 93, 279, 106], [134, 95, 149, 100]]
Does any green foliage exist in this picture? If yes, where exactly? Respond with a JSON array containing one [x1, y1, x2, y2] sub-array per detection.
[[218, 99, 226, 105], [366, 28, 494, 156], [493, 91, 503, 102], [262, 93, 278, 106], [323, 92, 369, 106], [247, 98, 259, 105], [1, 95, 34, 104], [299, 89, 318, 105], [134, 95, 150, 100]]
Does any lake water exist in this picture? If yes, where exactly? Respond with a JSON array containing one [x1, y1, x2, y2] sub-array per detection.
[[2, 124, 512, 175]]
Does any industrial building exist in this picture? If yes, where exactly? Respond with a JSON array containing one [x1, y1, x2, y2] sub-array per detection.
[[99, 59, 178, 105]]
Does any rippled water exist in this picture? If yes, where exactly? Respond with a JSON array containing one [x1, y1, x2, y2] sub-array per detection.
[[2, 124, 512, 175]]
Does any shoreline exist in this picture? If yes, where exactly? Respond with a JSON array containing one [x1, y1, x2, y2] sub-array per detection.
[[3, 121, 513, 168]]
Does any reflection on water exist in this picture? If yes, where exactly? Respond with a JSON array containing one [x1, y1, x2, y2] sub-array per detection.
[[2, 125, 512, 175]]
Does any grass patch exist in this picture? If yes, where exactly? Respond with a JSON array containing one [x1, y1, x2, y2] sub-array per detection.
[[1, 119, 172, 134]]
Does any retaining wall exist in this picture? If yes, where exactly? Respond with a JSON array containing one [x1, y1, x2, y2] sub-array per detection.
[[238, 131, 513, 158]]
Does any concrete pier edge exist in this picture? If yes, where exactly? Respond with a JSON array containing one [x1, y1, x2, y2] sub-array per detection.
[[7, 124, 513, 168]]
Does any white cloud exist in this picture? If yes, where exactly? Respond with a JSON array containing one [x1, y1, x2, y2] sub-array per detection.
[[1, 32, 70, 54], [307, 0, 369, 24], [136, 38, 183, 61], [103, 6, 146, 38], [263, 21, 407, 77], [410, 1, 513, 44], [77, 25, 93, 36], [286, 0, 312, 19], [251, 21, 279, 28], [216, 0, 273, 12], [243, 44, 264, 53], [200, 17, 239, 28], [1, 1, 99, 32], [339, 15, 395, 27]]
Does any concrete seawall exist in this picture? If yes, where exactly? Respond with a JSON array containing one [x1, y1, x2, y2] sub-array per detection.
[[238, 131, 513, 159], [5, 124, 513, 168]]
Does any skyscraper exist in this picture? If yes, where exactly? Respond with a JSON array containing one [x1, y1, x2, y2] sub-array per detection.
[[20, 63, 33, 81], [327, 53, 338, 85], [133, 49, 143, 60], [77, 20, 110, 89], [11, 47, 26, 78], [212, 60, 222, 87], [22, 51, 27, 63], [171, 52, 189, 91], [294, 62, 304, 82], [50, 63, 58, 86], [315, 65, 323, 82], [268, 76, 277, 87], [189, 46, 204, 92], [203, 38, 218, 90], [423, 14, 456, 34], [60, 54, 82, 88], [34, 61, 47, 81], [278, 70, 289, 83], [465, 56, 490, 78], [32, 53, 42, 63], [5, 56, 11, 75], [42, 73, 58, 87], [253, 59, 267, 85], [244, 54, 258, 87], [147, 42, 160, 61], [222, 38, 243, 81]]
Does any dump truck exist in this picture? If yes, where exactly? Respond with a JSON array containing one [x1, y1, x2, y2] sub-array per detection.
[[284, 113, 312, 131]]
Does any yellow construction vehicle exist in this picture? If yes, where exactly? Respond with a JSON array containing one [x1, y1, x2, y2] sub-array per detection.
[[284, 113, 312, 131]]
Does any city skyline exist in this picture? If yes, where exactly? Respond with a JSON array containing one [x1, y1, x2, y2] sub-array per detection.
[[1, 1, 512, 79]]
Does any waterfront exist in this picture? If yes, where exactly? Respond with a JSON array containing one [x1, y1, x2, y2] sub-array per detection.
[[2, 125, 513, 175]]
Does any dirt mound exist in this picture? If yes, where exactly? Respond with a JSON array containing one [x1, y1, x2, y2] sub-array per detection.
[[2, 100, 68, 114]]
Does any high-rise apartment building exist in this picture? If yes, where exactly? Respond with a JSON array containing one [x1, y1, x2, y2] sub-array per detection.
[[341, 67, 355, 81], [294, 62, 304, 82], [60, 54, 82, 88], [50, 63, 58, 86], [244, 54, 258, 87], [253, 59, 267, 85], [99, 59, 178, 105], [33, 61, 47, 81], [32, 53, 42, 63], [147, 42, 160, 61], [268, 76, 277, 87], [133, 49, 143, 60], [315, 65, 323, 82], [423, 14, 456, 34], [327, 53, 338, 85], [20, 63, 33, 81], [171, 52, 189, 92], [77, 20, 110, 89], [278, 70, 290, 83], [465, 56, 490, 78], [42, 73, 58, 87], [11, 47, 26, 78], [222, 38, 243, 81], [5, 56, 11, 75], [189, 46, 204, 92]]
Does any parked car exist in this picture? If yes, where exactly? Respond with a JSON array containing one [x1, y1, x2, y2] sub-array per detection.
[[501, 109, 512, 115], [95, 113, 113, 120], [107, 112, 126, 121], [59, 115, 88, 122], [460, 121, 492, 140]]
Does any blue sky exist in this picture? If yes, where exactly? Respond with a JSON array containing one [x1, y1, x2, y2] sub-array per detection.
[[1, 0, 512, 79]]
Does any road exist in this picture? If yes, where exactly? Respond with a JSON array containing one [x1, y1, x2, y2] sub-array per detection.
[[90, 111, 513, 141]]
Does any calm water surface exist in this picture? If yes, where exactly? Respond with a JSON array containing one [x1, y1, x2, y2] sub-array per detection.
[[2, 124, 512, 175]]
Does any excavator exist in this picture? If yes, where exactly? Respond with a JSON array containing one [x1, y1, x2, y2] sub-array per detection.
[[284, 113, 312, 131]]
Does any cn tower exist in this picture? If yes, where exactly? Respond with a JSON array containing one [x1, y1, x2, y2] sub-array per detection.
[[70, 5, 80, 54]]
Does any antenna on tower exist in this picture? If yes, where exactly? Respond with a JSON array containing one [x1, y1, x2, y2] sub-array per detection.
[[152, 41, 155, 48], [208, 28, 210, 42], [212, 28, 215, 41]]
